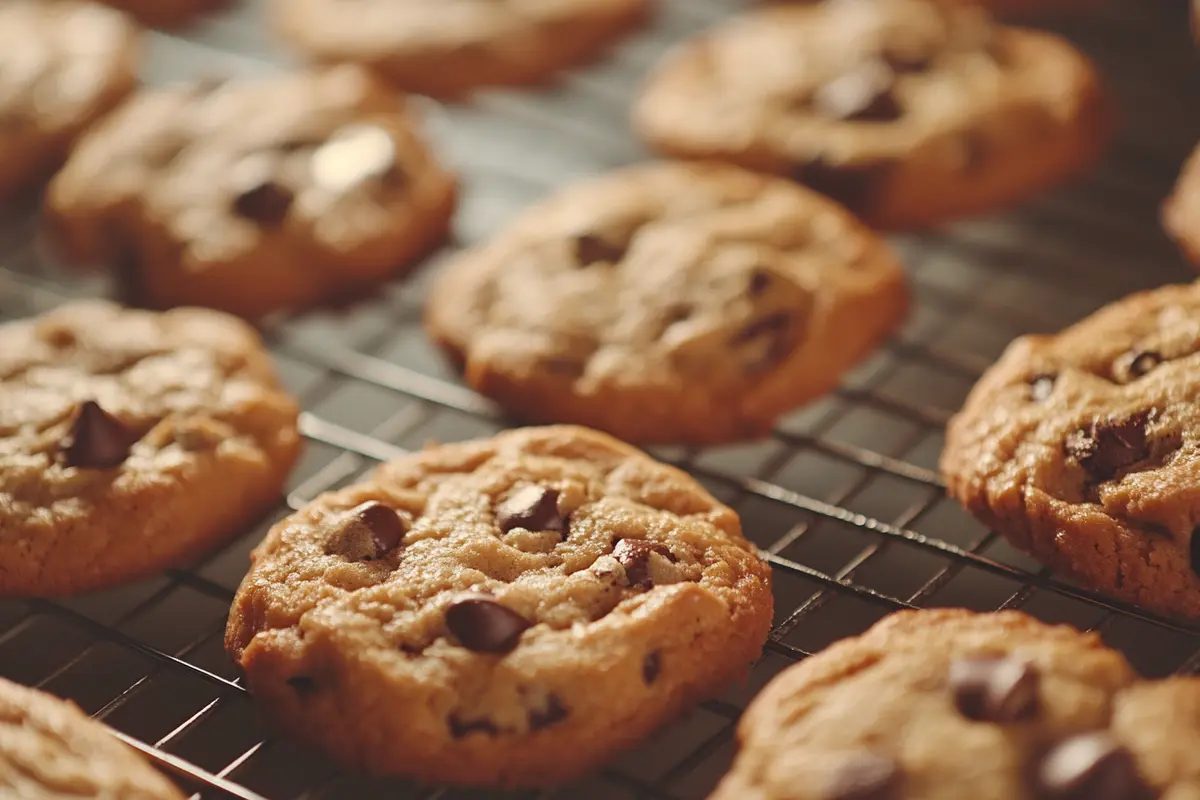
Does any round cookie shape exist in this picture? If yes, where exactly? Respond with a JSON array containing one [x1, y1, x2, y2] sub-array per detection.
[[0, 301, 302, 596], [634, 0, 1110, 230], [0, 0, 138, 204], [269, 0, 651, 100], [96, 0, 224, 28], [45, 67, 457, 320], [710, 609, 1200, 800], [0, 676, 184, 798], [425, 161, 908, 444], [226, 425, 773, 787], [942, 281, 1200, 621]]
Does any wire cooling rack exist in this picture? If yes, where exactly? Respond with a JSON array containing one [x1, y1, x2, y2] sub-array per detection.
[[2, 0, 1200, 797]]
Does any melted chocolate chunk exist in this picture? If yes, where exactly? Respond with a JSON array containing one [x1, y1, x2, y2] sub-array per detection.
[[355, 501, 408, 556], [824, 751, 902, 800], [64, 400, 138, 469], [813, 60, 902, 123], [528, 694, 569, 732], [286, 676, 318, 697], [1192, 528, 1200, 579], [730, 311, 796, 374], [496, 486, 565, 536], [233, 180, 294, 225], [748, 269, 772, 296], [643, 651, 662, 685], [1117, 349, 1163, 381], [1029, 374, 1056, 402], [1037, 733, 1149, 800], [612, 539, 673, 590], [949, 658, 1039, 723], [574, 233, 627, 267], [790, 157, 889, 218], [883, 48, 932, 74], [445, 594, 532, 654], [448, 715, 499, 739], [1064, 410, 1154, 482]]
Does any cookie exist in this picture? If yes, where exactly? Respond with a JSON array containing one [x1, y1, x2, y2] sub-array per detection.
[[45, 66, 457, 320], [225, 425, 773, 787], [1163, 144, 1200, 267], [634, 0, 1110, 229], [0, 676, 184, 798], [712, 609, 1200, 800], [97, 0, 224, 28], [0, 300, 302, 596], [269, 0, 651, 100], [425, 161, 908, 444], [0, 0, 138, 204], [942, 281, 1200, 621]]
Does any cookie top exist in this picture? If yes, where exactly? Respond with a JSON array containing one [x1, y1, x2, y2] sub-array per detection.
[[226, 425, 773, 787], [713, 609, 1200, 800], [634, 0, 1108, 229], [425, 162, 907, 444], [46, 66, 457, 320], [0, 301, 302, 596], [0, 676, 183, 799], [0, 0, 138, 201], [942, 281, 1200, 621], [270, 0, 650, 99]]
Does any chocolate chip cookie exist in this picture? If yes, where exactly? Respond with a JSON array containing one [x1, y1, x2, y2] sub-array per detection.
[[634, 0, 1110, 229], [942, 281, 1200, 620], [0, 676, 184, 798], [425, 161, 908, 444], [45, 67, 457, 320], [1163, 145, 1200, 268], [0, 301, 302, 596], [712, 609, 1200, 800], [97, 0, 224, 27], [226, 425, 773, 787], [0, 0, 138, 204], [270, 0, 651, 100]]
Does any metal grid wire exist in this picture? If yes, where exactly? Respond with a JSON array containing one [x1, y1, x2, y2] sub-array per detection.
[[1, 0, 1200, 797]]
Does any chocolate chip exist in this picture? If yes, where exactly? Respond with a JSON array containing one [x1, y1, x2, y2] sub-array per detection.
[[63, 401, 137, 469], [286, 676, 317, 697], [748, 269, 772, 296], [1117, 349, 1163, 381], [233, 180, 294, 225], [574, 233, 626, 267], [496, 486, 565, 536], [353, 501, 408, 556], [730, 311, 796, 374], [814, 60, 902, 123], [824, 751, 902, 800], [311, 125, 398, 193], [1037, 733, 1148, 800], [1030, 373, 1056, 402], [791, 157, 889, 217], [612, 539, 673, 590], [1064, 410, 1153, 482], [884, 48, 932, 74], [445, 594, 532, 654], [528, 694, 569, 732], [949, 658, 1039, 723], [448, 715, 499, 739], [643, 651, 662, 685]]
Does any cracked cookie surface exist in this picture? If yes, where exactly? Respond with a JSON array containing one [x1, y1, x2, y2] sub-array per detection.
[[634, 0, 1109, 229], [0, 0, 138, 203], [45, 66, 457, 320], [425, 161, 908, 444], [942, 281, 1200, 620], [0, 676, 183, 799], [713, 609, 1200, 800], [0, 301, 302, 596], [226, 425, 773, 787], [270, 0, 651, 99]]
